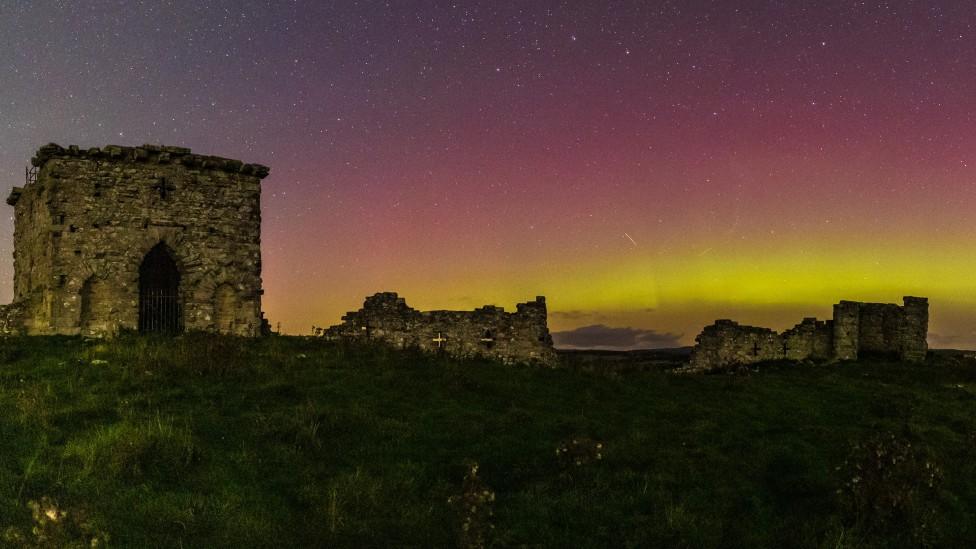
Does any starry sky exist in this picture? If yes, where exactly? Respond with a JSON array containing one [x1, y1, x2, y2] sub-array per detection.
[[1, 1, 974, 348]]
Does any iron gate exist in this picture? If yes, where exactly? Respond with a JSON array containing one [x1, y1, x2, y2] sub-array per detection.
[[139, 289, 183, 334]]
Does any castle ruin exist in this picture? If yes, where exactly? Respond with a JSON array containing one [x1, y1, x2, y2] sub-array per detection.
[[0, 143, 270, 337], [320, 292, 558, 366], [682, 297, 929, 372]]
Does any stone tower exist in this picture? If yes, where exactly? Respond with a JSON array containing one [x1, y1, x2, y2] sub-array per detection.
[[2, 143, 270, 336]]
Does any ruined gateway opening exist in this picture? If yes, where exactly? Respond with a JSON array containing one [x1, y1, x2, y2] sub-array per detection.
[[138, 243, 183, 334]]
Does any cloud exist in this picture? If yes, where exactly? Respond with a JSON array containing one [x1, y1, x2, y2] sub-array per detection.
[[550, 308, 655, 321], [928, 333, 976, 350], [551, 324, 683, 350], [550, 310, 601, 321]]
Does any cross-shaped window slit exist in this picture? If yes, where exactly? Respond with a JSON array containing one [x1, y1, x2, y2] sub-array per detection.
[[155, 177, 176, 199]]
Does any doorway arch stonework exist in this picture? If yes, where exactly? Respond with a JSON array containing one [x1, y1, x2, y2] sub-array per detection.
[[138, 243, 182, 334]]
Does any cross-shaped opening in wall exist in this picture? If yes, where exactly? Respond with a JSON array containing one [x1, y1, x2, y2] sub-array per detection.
[[752, 341, 760, 356], [432, 332, 447, 349], [480, 329, 495, 349], [155, 177, 176, 200]]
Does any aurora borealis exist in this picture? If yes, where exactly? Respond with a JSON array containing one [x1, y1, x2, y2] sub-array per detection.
[[1, 2, 974, 347]]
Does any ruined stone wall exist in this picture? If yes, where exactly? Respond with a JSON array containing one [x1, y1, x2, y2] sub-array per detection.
[[321, 292, 558, 366], [685, 320, 785, 372], [782, 318, 834, 361], [900, 297, 929, 361], [10, 178, 54, 308], [832, 301, 860, 361], [684, 297, 929, 372], [858, 303, 904, 354], [813, 321, 834, 358], [840, 297, 929, 360], [4, 143, 270, 336]]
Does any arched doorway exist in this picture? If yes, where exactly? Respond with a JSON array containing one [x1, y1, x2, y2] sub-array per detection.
[[138, 243, 182, 333]]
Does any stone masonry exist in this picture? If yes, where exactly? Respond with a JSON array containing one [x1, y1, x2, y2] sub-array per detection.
[[320, 292, 558, 366], [2, 143, 270, 336], [682, 297, 928, 372], [0, 301, 25, 336]]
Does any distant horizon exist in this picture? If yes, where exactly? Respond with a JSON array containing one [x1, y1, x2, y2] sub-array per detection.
[[1, 2, 973, 348]]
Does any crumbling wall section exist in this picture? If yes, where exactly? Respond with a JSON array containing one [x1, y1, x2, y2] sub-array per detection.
[[685, 320, 785, 373], [322, 292, 424, 345], [858, 303, 904, 355], [782, 318, 834, 361], [900, 297, 929, 362], [7, 179, 55, 333], [813, 320, 834, 358], [832, 301, 860, 361], [321, 292, 557, 366]]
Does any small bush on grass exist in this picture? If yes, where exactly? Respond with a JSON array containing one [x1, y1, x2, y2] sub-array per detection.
[[838, 432, 944, 545]]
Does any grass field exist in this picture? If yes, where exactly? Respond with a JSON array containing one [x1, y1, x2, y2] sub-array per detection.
[[1, 335, 975, 548]]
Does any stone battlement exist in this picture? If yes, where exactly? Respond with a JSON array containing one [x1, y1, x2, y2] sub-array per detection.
[[32, 142, 271, 175], [7, 143, 269, 206], [319, 292, 557, 366], [682, 297, 929, 372]]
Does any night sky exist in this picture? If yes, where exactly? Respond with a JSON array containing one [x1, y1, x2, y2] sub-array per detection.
[[1, 1, 974, 348]]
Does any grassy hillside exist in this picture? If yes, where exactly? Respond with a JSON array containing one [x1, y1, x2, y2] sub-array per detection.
[[1, 335, 975, 548]]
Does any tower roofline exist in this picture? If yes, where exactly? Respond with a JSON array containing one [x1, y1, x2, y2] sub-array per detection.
[[29, 143, 270, 179]]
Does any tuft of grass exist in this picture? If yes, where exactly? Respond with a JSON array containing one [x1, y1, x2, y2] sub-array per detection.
[[13, 382, 54, 427], [63, 413, 197, 480]]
